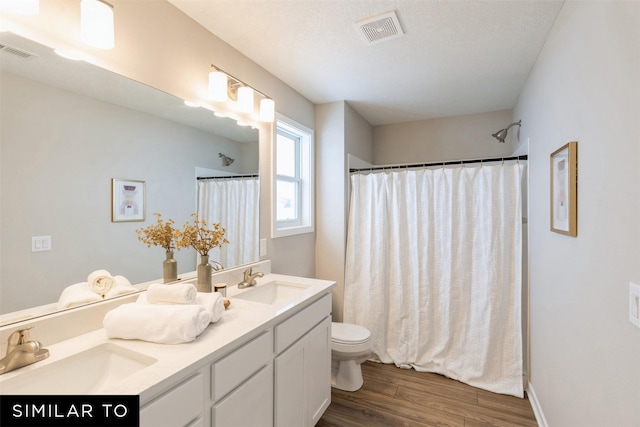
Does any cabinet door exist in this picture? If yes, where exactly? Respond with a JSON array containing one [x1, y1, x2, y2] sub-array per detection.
[[213, 364, 273, 427], [307, 316, 331, 425], [275, 316, 332, 427], [275, 336, 307, 427]]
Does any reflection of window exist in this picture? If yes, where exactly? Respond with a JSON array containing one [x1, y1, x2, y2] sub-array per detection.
[[272, 114, 314, 237]]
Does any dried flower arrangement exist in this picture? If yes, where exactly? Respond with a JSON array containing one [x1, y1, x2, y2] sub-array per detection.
[[174, 213, 229, 256], [135, 213, 177, 252]]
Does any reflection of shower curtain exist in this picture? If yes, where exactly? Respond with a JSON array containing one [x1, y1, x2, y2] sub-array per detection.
[[344, 162, 525, 397], [198, 178, 259, 268]]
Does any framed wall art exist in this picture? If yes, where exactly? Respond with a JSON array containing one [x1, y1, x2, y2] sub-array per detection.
[[550, 141, 578, 236], [112, 179, 145, 222]]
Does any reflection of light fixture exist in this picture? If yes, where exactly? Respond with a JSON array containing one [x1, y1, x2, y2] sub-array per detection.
[[218, 153, 235, 167], [2, 0, 39, 15], [208, 64, 275, 122], [492, 120, 521, 143], [81, 0, 115, 49]]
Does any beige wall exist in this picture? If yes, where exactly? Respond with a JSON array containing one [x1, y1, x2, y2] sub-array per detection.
[[373, 110, 515, 164], [515, 2, 640, 426], [1, 0, 317, 282]]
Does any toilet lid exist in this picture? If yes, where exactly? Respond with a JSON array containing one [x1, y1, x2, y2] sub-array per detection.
[[331, 322, 371, 344]]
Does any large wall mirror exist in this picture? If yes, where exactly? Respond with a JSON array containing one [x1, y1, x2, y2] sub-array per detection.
[[0, 32, 260, 325]]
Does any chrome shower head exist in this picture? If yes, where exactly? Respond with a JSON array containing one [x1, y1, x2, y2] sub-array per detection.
[[218, 153, 235, 166], [492, 120, 522, 143]]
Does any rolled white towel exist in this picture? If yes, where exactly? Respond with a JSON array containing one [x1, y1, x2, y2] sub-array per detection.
[[103, 303, 211, 344], [104, 276, 137, 298], [146, 282, 197, 304], [88, 269, 115, 296], [137, 290, 224, 324], [57, 282, 102, 309], [196, 292, 225, 323]]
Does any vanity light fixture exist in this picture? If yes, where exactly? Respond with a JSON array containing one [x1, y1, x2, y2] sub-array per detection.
[[80, 0, 115, 50], [259, 98, 275, 123], [1, 0, 39, 15], [209, 70, 228, 102], [237, 86, 254, 113], [208, 64, 275, 122]]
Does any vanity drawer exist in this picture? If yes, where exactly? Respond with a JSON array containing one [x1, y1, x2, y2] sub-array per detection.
[[212, 330, 272, 401], [140, 373, 204, 427], [275, 293, 331, 354]]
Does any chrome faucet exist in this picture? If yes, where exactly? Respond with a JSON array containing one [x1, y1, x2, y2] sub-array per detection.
[[209, 260, 224, 272], [0, 327, 49, 375], [237, 267, 264, 289]]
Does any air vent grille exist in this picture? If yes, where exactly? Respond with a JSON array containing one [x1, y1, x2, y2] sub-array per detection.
[[355, 10, 404, 45], [0, 44, 37, 60]]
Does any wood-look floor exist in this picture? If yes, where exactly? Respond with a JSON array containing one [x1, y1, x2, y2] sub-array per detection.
[[317, 362, 538, 427]]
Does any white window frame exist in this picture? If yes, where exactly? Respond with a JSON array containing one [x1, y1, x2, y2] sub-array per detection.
[[271, 113, 314, 238]]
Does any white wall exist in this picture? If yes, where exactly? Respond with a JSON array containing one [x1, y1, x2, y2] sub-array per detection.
[[1, 0, 317, 281], [373, 110, 515, 164], [515, 2, 640, 426]]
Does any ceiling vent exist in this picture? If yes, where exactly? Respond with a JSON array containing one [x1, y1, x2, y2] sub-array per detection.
[[355, 10, 404, 45], [0, 44, 37, 60]]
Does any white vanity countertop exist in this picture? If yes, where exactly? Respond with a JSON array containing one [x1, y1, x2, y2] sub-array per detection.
[[0, 273, 335, 404]]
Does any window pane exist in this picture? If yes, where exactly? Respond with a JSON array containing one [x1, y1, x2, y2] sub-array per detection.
[[276, 179, 299, 221], [277, 133, 297, 177]]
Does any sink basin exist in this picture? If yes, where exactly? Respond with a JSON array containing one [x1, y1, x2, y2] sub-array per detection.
[[233, 281, 310, 306], [0, 343, 157, 394]]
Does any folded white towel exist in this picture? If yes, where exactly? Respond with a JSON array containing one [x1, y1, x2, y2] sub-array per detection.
[[136, 290, 224, 324], [196, 292, 225, 323], [88, 269, 115, 296], [103, 303, 211, 344], [57, 282, 103, 309], [104, 275, 137, 298], [146, 282, 197, 305]]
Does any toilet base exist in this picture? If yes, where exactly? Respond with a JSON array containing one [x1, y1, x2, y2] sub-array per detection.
[[331, 359, 364, 392]]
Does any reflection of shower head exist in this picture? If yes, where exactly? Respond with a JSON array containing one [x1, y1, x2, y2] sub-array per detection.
[[218, 153, 235, 167], [492, 120, 522, 143]]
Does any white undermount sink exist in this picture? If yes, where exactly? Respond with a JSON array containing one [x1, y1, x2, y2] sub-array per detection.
[[233, 280, 310, 306], [0, 343, 157, 394]]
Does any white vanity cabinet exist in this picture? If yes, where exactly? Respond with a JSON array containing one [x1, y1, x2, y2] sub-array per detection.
[[138, 286, 333, 427], [212, 331, 274, 427], [140, 371, 207, 427], [274, 294, 332, 427]]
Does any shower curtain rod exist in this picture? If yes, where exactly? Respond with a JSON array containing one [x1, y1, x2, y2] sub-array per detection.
[[197, 174, 259, 180], [349, 155, 527, 173]]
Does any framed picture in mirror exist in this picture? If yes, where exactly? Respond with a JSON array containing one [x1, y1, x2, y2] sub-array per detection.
[[550, 141, 577, 236], [112, 179, 146, 222]]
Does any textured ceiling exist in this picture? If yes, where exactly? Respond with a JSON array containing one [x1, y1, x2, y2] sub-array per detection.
[[167, 0, 564, 126]]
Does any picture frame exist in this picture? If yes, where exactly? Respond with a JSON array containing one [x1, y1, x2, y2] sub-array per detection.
[[550, 141, 578, 236], [111, 179, 146, 222]]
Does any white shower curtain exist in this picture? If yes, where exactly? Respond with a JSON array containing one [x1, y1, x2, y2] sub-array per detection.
[[198, 178, 259, 268], [344, 162, 524, 397]]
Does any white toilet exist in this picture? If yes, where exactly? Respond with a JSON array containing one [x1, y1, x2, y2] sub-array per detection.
[[331, 322, 372, 391]]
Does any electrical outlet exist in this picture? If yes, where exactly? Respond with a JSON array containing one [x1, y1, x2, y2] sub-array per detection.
[[32, 236, 52, 252], [630, 282, 640, 328]]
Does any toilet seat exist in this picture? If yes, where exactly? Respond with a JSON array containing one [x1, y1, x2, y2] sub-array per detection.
[[331, 322, 371, 345]]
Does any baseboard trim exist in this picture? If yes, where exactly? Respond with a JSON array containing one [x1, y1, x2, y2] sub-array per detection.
[[527, 381, 548, 427]]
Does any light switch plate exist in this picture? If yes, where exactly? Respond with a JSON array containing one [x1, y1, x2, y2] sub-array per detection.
[[259, 238, 267, 257], [629, 282, 640, 328], [32, 235, 52, 252]]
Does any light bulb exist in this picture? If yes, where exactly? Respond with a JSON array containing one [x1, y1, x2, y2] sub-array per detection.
[[81, 0, 115, 49], [260, 98, 275, 122], [208, 71, 228, 102]]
